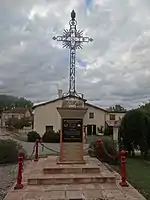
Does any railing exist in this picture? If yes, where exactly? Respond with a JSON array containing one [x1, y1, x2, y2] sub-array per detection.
[[14, 139, 61, 189], [97, 139, 128, 187], [14, 138, 129, 190]]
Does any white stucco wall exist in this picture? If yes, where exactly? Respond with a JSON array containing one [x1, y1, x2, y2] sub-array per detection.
[[84, 104, 107, 131], [33, 99, 108, 136], [106, 112, 125, 121], [33, 99, 62, 135], [113, 127, 119, 141]]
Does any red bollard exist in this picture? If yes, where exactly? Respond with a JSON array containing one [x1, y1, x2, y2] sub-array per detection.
[[34, 139, 39, 162], [97, 139, 102, 161], [119, 150, 129, 187], [14, 151, 24, 190]]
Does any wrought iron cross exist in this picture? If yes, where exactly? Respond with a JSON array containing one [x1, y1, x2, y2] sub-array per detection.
[[53, 10, 93, 96]]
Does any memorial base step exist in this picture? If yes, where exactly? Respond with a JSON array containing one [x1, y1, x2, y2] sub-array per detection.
[[28, 173, 115, 185], [43, 165, 100, 174]]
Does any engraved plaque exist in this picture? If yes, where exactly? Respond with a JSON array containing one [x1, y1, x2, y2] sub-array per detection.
[[62, 119, 82, 143], [62, 97, 84, 108]]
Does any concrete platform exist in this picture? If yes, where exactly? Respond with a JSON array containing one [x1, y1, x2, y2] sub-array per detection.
[[28, 156, 115, 185], [43, 165, 101, 174], [3, 156, 147, 200]]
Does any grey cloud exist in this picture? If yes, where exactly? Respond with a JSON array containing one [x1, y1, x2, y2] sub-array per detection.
[[0, 0, 150, 109]]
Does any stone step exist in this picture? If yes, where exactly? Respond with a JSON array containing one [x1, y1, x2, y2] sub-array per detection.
[[28, 173, 115, 185], [43, 165, 100, 174]]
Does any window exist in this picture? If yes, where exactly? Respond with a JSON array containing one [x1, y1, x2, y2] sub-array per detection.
[[110, 114, 115, 120], [46, 126, 53, 132], [119, 116, 122, 120], [89, 112, 94, 119]]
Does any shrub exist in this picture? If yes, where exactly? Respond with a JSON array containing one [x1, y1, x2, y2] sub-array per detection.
[[42, 130, 60, 143], [88, 136, 119, 165], [104, 127, 113, 136], [27, 131, 41, 142], [0, 139, 27, 164]]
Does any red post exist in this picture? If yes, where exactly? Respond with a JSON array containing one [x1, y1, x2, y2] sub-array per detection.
[[34, 139, 39, 162], [119, 150, 129, 187], [14, 151, 24, 190], [97, 139, 102, 161]]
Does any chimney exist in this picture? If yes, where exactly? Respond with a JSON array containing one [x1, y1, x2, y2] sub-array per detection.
[[58, 89, 63, 98]]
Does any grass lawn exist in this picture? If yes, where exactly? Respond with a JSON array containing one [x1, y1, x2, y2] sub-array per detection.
[[12, 133, 27, 142], [112, 157, 150, 200], [126, 157, 150, 200], [85, 135, 113, 144]]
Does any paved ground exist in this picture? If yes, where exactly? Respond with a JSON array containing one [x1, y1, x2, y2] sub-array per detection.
[[4, 156, 146, 200], [19, 141, 89, 156]]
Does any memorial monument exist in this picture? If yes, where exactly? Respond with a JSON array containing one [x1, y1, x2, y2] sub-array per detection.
[[53, 10, 93, 163]]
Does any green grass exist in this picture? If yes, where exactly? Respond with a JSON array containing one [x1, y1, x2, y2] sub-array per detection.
[[85, 135, 113, 144], [126, 157, 150, 199], [12, 133, 27, 142], [112, 157, 150, 200], [85, 135, 100, 143]]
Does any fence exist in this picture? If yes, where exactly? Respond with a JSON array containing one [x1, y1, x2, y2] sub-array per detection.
[[97, 138, 128, 187], [14, 138, 128, 189]]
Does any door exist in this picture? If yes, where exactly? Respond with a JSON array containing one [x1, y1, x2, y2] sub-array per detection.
[[87, 124, 92, 135], [93, 125, 96, 135]]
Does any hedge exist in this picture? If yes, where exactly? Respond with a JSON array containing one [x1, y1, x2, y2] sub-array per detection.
[[27, 131, 41, 142], [42, 130, 60, 143], [88, 136, 119, 165], [0, 139, 26, 164]]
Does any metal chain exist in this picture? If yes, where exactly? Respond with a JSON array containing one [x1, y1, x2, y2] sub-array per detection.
[[28, 143, 36, 160], [101, 142, 120, 159], [40, 143, 59, 154], [83, 147, 90, 152]]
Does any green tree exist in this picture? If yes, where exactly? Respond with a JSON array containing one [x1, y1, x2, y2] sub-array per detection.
[[6, 117, 31, 129], [119, 108, 150, 158], [0, 95, 33, 113]]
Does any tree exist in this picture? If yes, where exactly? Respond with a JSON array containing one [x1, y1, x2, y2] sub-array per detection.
[[6, 117, 31, 130], [119, 108, 150, 158], [108, 104, 126, 112], [0, 95, 33, 113]]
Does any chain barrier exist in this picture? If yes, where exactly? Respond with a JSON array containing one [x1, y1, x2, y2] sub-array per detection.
[[101, 141, 120, 160], [40, 142, 59, 154], [83, 146, 90, 152], [28, 143, 36, 160]]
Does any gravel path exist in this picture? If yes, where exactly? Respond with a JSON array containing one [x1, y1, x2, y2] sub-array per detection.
[[0, 161, 30, 200], [0, 164, 17, 200]]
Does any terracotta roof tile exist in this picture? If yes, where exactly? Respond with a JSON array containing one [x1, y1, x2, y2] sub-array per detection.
[[3, 108, 29, 114]]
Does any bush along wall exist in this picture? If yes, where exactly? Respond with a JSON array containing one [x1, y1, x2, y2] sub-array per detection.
[[27, 131, 41, 142], [0, 139, 27, 164], [88, 136, 119, 165], [42, 130, 60, 143]]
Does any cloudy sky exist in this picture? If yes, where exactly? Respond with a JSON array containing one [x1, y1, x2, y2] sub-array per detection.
[[0, 0, 150, 109]]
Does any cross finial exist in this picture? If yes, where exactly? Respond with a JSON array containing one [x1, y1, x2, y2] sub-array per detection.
[[53, 10, 93, 96], [71, 10, 76, 20]]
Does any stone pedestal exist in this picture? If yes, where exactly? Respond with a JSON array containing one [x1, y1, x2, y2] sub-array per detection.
[[57, 107, 87, 163]]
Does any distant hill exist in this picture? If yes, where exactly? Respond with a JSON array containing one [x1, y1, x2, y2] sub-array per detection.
[[0, 95, 33, 113]]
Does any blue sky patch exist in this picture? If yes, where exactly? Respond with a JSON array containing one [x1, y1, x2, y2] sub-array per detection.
[[85, 0, 92, 10]]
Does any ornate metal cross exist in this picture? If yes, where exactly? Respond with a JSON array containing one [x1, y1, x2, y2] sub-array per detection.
[[53, 10, 93, 96]]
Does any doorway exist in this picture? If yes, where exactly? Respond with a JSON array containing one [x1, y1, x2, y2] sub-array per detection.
[[87, 124, 96, 135], [93, 125, 96, 135]]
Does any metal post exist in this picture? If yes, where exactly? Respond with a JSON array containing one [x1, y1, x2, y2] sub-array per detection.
[[97, 139, 102, 161], [34, 139, 39, 162], [119, 150, 129, 187], [53, 10, 93, 96], [14, 151, 24, 189]]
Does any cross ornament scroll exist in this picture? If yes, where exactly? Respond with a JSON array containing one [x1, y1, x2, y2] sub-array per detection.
[[53, 10, 93, 96]]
